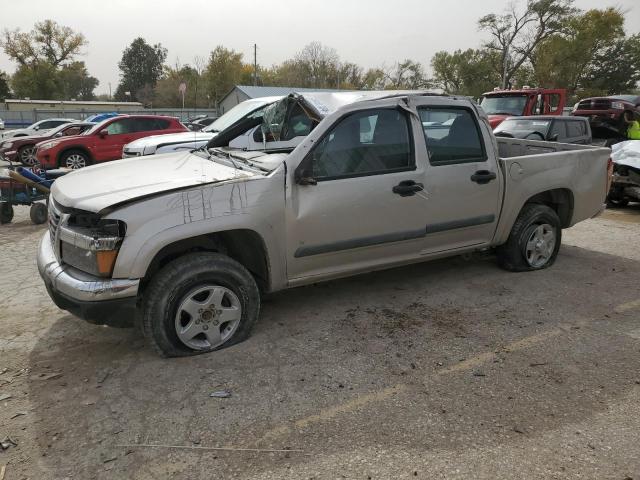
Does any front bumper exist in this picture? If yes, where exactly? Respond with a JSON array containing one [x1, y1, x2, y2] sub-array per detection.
[[37, 231, 140, 327]]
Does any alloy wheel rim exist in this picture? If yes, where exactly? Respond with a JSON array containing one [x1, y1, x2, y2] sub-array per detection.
[[525, 223, 556, 267], [66, 154, 86, 169], [21, 146, 37, 165], [174, 285, 242, 350]]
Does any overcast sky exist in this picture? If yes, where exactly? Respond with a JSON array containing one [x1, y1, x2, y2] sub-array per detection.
[[1, 0, 639, 95]]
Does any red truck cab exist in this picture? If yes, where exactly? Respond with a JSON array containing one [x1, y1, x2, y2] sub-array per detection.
[[35, 115, 187, 169], [480, 87, 567, 129]]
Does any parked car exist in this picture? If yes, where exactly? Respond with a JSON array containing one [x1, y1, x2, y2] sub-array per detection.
[[0, 122, 94, 165], [185, 117, 217, 131], [0, 118, 76, 140], [493, 116, 591, 144], [38, 91, 610, 357], [122, 97, 282, 157], [480, 87, 567, 128], [85, 112, 121, 123], [0, 118, 4, 130], [607, 140, 640, 207], [35, 115, 187, 169], [572, 94, 640, 143]]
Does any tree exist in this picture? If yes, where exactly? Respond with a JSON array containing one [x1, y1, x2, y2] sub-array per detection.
[[431, 49, 500, 97], [384, 60, 433, 90], [115, 37, 167, 104], [0, 20, 97, 100], [479, 0, 577, 88], [294, 41, 340, 88], [154, 64, 208, 108], [1, 20, 86, 67], [0, 71, 11, 100], [203, 46, 244, 107], [580, 34, 640, 96]]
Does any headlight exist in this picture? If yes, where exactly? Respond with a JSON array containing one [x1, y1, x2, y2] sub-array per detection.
[[59, 216, 126, 277], [38, 141, 60, 150], [611, 101, 625, 110]]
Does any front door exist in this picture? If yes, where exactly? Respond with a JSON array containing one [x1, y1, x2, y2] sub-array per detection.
[[285, 106, 431, 280], [94, 118, 136, 161]]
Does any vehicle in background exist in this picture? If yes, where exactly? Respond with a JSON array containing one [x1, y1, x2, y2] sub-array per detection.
[[0, 118, 76, 140], [0, 122, 94, 165], [480, 88, 567, 129], [38, 92, 610, 357], [0, 118, 4, 130], [572, 95, 640, 145], [35, 115, 187, 169], [185, 116, 217, 131], [122, 97, 282, 157], [494, 116, 591, 144], [607, 140, 640, 207], [85, 112, 121, 124]]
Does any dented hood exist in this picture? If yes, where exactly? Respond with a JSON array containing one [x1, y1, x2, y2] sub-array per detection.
[[51, 151, 256, 213]]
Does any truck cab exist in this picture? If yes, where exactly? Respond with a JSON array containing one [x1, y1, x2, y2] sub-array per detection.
[[480, 88, 567, 129]]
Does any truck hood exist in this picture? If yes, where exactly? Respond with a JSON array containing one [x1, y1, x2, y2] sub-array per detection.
[[51, 151, 256, 213], [125, 131, 215, 150]]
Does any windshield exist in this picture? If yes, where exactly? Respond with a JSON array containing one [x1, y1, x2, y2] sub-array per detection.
[[494, 118, 551, 136], [204, 101, 272, 133], [480, 95, 528, 116]]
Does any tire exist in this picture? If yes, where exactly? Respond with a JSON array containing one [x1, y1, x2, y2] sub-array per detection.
[[59, 149, 91, 169], [141, 252, 260, 357], [0, 202, 14, 224], [606, 195, 628, 208], [18, 145, 37, 166], [29, 202, 48, 224], [497, 204, 561, 272]]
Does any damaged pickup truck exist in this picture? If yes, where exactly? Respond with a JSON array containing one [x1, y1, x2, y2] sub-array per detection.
[[38, 92, 611, 357]]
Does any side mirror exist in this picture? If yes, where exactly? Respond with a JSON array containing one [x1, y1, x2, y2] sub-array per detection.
[[33, 126, 39, 131], [54, 132, 63, 138], [99, 130, 109, 138]]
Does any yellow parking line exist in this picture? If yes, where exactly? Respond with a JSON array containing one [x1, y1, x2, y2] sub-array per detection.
[[614, 299, 640, 314], [257, 324, 573, 444]]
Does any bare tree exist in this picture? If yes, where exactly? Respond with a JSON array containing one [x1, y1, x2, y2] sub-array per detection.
[[295, 41, 340, 88], [479, 0, 576, 88]]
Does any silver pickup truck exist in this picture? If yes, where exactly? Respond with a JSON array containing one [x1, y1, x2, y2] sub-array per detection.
[[37, 92, 611, 357]]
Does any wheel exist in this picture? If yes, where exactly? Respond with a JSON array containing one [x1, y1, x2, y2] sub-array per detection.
[[497, 204, 561, 272], [18, 145, 37, 166], [606, 195, 628, 208], [525, 131, 546, 141], [59, 150, 90, 169], [141, 252, 260, 357], [0, 202, 14, 224], [29, 202, 48, 224]]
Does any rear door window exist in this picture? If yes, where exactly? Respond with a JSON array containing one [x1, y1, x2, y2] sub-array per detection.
[[134, 118, 170, 131], [549, 120, 567, 141], [419, 108, 485, 165]]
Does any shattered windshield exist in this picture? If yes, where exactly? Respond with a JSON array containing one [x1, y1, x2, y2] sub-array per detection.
[[480, 95, 528, 116], [204, 100, 272, 133], [260, 96, 318, 142]]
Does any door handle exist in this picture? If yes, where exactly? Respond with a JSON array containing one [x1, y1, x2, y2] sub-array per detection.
[[470, 170, 497, 184], [393, 180, 424, 197]]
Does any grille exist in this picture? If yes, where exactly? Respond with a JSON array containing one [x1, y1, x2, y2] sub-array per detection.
[[122, 149, 141, 158], [577, 99, 611, 111], [48, 200, 61, 240]]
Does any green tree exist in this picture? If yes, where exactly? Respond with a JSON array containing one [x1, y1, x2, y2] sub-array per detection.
[[0, 71, 11, 100], [479, 0, 577, 88], [203, 46, 244, 107], [431, 49, 500, 97], [115, 37, 167, 104], [56, 61, 98, 100], [154, 64, 208, 108], [384, 59, 433, 90]]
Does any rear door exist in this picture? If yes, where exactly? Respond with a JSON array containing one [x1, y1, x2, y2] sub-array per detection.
[[415, 100, 502, 253]]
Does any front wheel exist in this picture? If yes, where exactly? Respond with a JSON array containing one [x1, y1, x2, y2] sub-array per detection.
[[29, 202, 48, 224], [497, 204, 561, 272], [18, 145, 37, 166], [59, 150, 91, 169], [141, 252, 261, 357]]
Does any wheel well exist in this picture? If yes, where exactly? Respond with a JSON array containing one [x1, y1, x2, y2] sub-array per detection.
[[141, 230, 271, 293], [524, 189, 574, 227], [57, 146, 93, 166]]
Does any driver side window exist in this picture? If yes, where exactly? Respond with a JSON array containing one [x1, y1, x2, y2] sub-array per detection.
[[104, 119, 134, 135], [309, 108, 413, 180]]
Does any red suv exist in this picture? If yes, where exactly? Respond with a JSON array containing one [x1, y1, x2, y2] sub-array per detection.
[[35, 115, 187, 169]]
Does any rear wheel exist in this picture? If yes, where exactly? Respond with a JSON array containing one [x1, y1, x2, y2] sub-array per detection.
[[0, 202, 14, 224], [59, 150, 91, 169], [607, 195, 628, 208], [18, 145, 37, 166], [497, 204, 561, 272], [141, 252, 261, 357]]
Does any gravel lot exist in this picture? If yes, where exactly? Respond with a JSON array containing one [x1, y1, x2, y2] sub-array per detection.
[[1, 205, 639, 479]]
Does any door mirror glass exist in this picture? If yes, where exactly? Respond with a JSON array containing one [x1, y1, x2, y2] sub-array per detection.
[[99, 130, 109, 138]]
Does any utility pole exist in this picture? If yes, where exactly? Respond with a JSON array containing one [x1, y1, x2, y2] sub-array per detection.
[[253, 44, 258, 86], [108, 82, 112, 100]]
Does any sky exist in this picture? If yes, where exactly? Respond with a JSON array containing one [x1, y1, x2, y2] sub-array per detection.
[[1, 0, 639, 95]]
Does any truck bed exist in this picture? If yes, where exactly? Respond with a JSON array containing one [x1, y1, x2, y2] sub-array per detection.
[[492, 137, 610, 244]]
